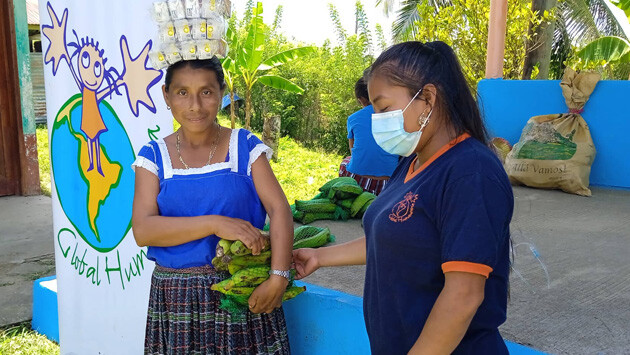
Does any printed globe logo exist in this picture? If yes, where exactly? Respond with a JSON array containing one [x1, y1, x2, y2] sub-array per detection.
[[51, 96, 136, 252]]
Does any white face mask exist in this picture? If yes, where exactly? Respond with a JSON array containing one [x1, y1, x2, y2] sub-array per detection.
[[371, 89, 432, 157]]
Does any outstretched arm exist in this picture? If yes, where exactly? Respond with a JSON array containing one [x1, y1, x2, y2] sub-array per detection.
[[293, 237, 367, 279], [96, 78, 124, 101], [41, 4, 81, 90], [67, 58, 83, 91]]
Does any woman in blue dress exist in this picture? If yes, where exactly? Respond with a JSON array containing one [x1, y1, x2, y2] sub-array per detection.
[[293, 41, 513, 354], [132, 57, 293, 354]]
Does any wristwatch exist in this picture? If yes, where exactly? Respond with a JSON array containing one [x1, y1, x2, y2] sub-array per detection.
[[269, 269, 292, 281]]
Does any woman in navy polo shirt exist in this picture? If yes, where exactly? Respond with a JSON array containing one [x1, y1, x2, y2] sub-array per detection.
[[293, 41, 513, 354]]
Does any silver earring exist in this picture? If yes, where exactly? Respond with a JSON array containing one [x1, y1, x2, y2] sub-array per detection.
[[167, 106, 171, 110], [418, 108, 433, 130]]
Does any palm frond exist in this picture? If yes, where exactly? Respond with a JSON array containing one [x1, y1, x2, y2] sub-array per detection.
[[559, 0, 628, 48], [392, 0, 421, 41]]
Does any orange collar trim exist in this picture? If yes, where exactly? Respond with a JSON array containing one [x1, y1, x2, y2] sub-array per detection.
[[404, 133, 471, 183]]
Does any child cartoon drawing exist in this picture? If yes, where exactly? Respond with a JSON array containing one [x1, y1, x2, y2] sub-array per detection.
[[42, 1, 163, 176]]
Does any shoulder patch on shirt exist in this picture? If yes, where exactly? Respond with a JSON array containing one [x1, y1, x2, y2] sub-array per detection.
[[389, 192, 418, 222]]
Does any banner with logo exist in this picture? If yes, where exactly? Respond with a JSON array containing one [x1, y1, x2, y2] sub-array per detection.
[[39, 1, 170, 353]]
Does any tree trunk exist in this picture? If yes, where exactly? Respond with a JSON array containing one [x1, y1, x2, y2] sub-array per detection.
[[522, 0, 557, 80], [230, 90, 236, 129], [245, 87, 251, 130], [262, 114, 280, 161]]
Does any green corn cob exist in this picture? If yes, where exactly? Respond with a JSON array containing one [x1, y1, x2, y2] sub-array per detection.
[[230, 241, 249, 256], [295, 199, 338, 213], [293, 228, 331, 249], [336, 198, 354, 210], [350, 191, 376, 217], [228, 263, 244, 276], [226, 286, 256, 296], [216, 239, 234, 257], [282, 286, 307, 301], [230, 231, 270, 256], [293, 225, 326, 243], [300, 212, 335, 225], [210, 281, 227, 293], [228, 251, 272, 275], [211, 256, 229, 272], [230, 251, 272, 265], [318, 177, 357, 195], [359, 198, 374, 214], [225, 266, 271, 289], [330, 182, 363, 200], [292, 204, 306, 221], [293, 210, 305, 221], [216, 286, 256, 306], [334, 206, 350, 221], [213, 278, 233, 291]]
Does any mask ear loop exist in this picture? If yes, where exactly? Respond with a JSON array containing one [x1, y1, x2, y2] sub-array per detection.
[[402, 88, 423, 112]]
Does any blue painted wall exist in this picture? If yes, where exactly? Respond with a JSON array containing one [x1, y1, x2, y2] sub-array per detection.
[[283, 282, 371, 354], [478, 79, 630, 189], [33, 277, 547, 353], [284, 281, 547, 355]]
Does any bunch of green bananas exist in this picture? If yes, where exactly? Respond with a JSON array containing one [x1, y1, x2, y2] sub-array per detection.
[[210, 226, 334, 309]]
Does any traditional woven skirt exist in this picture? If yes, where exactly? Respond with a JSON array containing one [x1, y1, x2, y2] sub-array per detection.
[[145, 264, 291, 355], [338, 156, 389, 195]]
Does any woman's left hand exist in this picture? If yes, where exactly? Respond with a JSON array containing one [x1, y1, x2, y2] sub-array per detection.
[[248, 275, 289, 314]]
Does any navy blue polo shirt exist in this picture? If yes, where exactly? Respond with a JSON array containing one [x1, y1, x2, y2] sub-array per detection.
[[363, 134, 513, 354]]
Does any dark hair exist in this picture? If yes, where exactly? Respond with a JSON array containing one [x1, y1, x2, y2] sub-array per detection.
[[354, 77, 369, 101], [164, 57, 226, 92], [367, 41, 488, 145]]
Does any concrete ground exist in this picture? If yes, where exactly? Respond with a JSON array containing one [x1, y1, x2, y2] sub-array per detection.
[[1, 186, 629, 354], [0, 195, 55, 326]]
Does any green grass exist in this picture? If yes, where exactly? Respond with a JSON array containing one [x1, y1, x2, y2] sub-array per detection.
[[0, 323, 59, 354], [36, 125, 51, 197], [269, 137, 341, 203]]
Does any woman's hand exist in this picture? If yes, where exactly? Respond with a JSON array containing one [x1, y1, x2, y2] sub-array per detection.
[[248, 275, 289, 314], [211, 216, 266, 255], [292, 248, 321, 279]]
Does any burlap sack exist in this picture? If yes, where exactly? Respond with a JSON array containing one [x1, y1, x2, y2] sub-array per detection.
[[504, 68, 600, 196]]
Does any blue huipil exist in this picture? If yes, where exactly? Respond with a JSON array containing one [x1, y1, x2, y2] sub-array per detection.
[[132, 128, 272, 269]]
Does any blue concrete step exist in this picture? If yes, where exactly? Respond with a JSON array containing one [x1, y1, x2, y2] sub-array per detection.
[[32, 276, 59, 343], [32, 276, 547, 354]]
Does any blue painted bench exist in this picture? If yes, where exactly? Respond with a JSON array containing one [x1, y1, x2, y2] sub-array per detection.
[[33, 277, 546, 353]]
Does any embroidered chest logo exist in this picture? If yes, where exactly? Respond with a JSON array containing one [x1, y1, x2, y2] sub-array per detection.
[[389, 192, 418, 223]]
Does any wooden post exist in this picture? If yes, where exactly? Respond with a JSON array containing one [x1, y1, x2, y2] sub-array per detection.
[[262, 114, 280, 161], [0, 0, 40, 196], [485, 0, 508, 79]]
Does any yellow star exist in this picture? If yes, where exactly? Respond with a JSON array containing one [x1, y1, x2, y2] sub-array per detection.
[[119, 36, 163, 117], [41, 2, 70, 75]]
